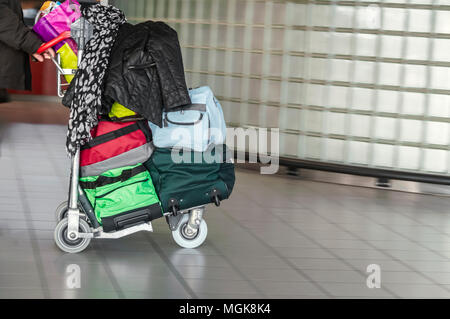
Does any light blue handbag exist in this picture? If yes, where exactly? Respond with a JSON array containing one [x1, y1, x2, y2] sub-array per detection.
[[149, 86, 227, 152]]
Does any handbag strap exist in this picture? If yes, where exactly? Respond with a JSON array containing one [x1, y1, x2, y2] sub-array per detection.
[[80, 165, 147, 189], [81, 123, 140, 150]]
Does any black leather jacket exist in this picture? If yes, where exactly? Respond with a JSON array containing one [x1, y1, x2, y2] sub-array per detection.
[[101, 21, 191, 127]]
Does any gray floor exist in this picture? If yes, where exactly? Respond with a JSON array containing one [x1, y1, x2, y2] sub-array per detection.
[[1, 123, 450, 299]]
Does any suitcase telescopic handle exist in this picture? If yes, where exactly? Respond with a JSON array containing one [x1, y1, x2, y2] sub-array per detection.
[[36, 31, 72, 54]]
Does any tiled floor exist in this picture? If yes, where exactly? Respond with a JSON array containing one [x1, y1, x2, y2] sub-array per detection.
[[1, 123, 450, 299]]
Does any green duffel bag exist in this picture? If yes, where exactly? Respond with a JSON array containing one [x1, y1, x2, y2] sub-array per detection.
[[79, 164, 163, 232], [144, 144, 235, 214]]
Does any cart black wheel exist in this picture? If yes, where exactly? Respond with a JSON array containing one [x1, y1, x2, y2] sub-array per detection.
[[54, 218, 91, 254]]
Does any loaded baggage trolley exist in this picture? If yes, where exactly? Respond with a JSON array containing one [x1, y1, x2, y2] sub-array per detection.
[[40, 4, 217, 254]]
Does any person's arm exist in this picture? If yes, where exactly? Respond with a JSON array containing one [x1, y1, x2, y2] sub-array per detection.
[[0, 0, 42, 54]]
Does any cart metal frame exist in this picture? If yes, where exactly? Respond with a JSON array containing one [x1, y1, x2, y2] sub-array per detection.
[[48, 4, 207, 253]]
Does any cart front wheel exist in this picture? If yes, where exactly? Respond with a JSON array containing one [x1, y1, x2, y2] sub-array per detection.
[[172, 214, 207, 249], [54, 218, 91, 253]]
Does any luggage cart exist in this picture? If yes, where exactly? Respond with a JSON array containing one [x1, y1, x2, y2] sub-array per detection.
[[40, 10, 208, 253]]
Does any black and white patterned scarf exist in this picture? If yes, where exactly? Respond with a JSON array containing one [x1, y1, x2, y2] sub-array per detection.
[[65, 4, 126, 156]]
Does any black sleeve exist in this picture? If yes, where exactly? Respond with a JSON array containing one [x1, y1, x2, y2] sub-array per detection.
[[0, 0, 43, 54]]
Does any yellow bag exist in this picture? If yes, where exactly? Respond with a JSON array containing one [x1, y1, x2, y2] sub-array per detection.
[[108, 102, 141, 121], [57, 43, 77, 83]]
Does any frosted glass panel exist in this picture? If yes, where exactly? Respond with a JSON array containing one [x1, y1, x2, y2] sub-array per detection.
[[380, 36, 402, 59], [406, 37, 429, 61], [287, 30, 305, 51], [327, 86, 348, 109], [355, 34, 377, 57], [352, 88, 373, 111], [332, 33, 352, 55], [288, 56, 305, 78], [309, 58, 328, 80], [400, 119, 423, 143], [378, 63, 401, 86], [424, 149, 447, 173], [374, 117, 397, 140], [281, 133, 298, 157], [285, 108, 302, 131], [309, 32, 330, 54], [408, 9, 431, 33], [287, 82, 303, 105], [265, 105, 280, 128], [373, 144, 395, 167], [426, 122, 449, 145], [429, 94, 450, 118], [433, 39, 450, 62], [435, 11, 450, 34], [306, 84, 326, 106], [335, 6, 355, 29], [351, 114, 371, 138], [349, 141, 369, 165], [267, 80, 281, 102], [356, 5, 381, 29], [403, 65, 427, 88], [288, 4, 307, 26], [383, 8, 406, 31], [327, 112, 346, 135], [377, 90, 398, 113], [311, 5, 331, 27], [402, 92, 424, 115], [353, 61, 375, 83], [305, 110, 323, 133], [398, 146, 420, 170], [305, 136, 322, 159], [430, 67, 450, 90], [327, 139, 345, 162], [331, 60, 351, 82]]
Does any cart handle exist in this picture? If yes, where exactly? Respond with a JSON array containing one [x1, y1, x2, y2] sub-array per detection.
[[36, 31, 72, 54]]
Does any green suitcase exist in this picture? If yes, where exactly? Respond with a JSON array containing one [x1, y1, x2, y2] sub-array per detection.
[[80, 164, 163, 232]]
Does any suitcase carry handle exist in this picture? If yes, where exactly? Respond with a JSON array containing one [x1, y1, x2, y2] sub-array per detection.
[[36, 31, 72, 54], [164, 113, 204, 127]]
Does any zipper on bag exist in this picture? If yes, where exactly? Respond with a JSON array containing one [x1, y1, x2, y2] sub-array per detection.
[[128, 62, 156, 70]]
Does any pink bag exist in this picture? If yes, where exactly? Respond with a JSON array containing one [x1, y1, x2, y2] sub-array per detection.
[[32, 0, 81, 53]]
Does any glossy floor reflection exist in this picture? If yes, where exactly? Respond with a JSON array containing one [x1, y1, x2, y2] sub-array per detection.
[[1, 123, 450, 299]]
